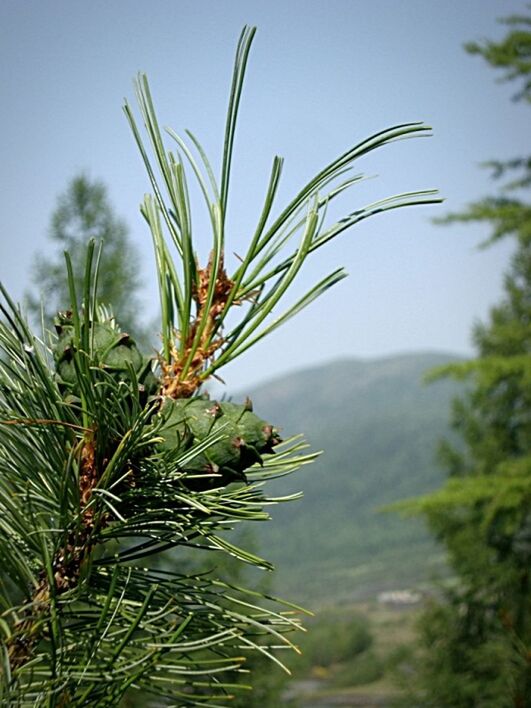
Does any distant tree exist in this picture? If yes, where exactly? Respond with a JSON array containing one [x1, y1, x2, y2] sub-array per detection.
[[27, 173, 144, 337], [400, 11, 531, 707], [465, 10, 531, 104]]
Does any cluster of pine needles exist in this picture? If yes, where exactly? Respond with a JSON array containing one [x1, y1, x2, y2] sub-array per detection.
[[0, 25, 439, 706]]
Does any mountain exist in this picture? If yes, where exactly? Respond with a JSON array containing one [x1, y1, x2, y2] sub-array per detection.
[[235, 352, 463, 605]]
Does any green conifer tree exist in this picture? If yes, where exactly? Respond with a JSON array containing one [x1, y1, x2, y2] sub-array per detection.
[[397, 11, 531, 707], [0, 27, 439, 705], [27, 174, 144, 340]]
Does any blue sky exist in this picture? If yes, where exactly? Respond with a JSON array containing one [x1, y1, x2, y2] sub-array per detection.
[[0, 0, 528, 390]]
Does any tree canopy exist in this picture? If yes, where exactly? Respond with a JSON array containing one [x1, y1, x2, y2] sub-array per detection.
[[398, 11, 531, 707], [27, 174, 144, 339]]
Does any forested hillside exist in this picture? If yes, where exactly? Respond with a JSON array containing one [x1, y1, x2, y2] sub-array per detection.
[[236, 352, 462, 603]]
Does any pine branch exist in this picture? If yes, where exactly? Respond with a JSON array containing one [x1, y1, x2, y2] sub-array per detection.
[[1, 24, 440, 705]]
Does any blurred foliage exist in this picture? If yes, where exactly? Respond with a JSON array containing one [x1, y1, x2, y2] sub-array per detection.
[[26, 173, 147, 342], [397, 10, 531, 707], [294, 611, 373, 670], [464, 10, 531, 103], [333, 650, 384, 688], [280, 605, 421, 701], [413, 595, 526, 708]]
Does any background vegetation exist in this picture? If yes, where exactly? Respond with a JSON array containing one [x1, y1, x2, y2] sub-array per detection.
[[397, 10, 531, 706], [26, 174, 145, 340]]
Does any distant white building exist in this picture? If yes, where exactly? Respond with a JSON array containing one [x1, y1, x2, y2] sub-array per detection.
[[377, 589, 422, 606]]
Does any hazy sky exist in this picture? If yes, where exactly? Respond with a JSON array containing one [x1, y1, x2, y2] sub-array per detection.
[[0, 0, 528, 391]]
